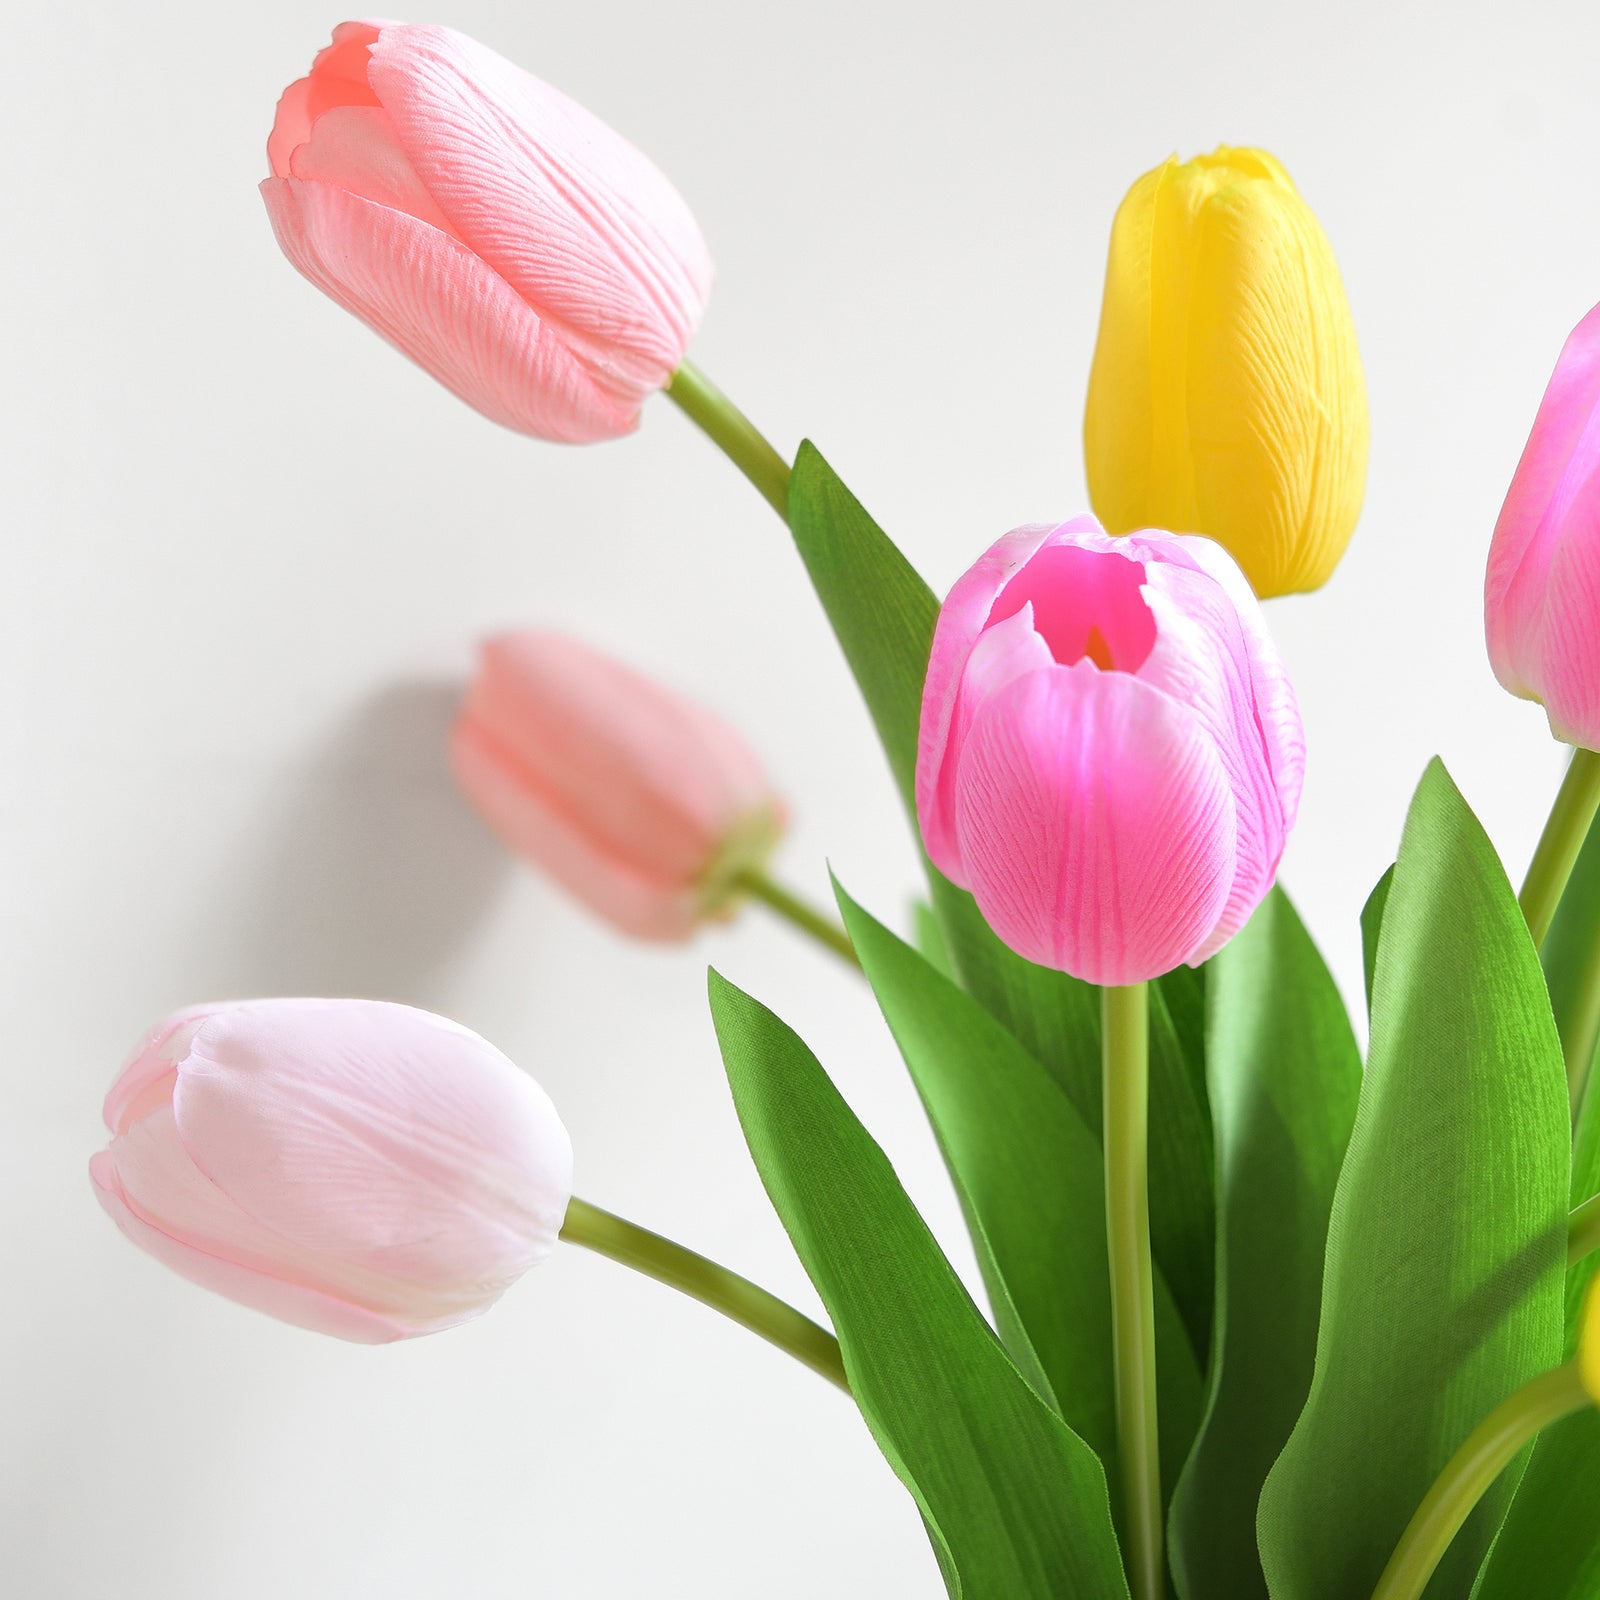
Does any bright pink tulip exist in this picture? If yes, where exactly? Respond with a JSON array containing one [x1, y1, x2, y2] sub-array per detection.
[[917, 517, 1304, 985], [90, 999, 573, 1343], [1485, 301, 1600, 749], [261, 21, 712, 442], [452, 632, 786, 941]]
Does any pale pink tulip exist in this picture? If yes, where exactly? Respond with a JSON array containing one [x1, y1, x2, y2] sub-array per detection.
[[90, 999, 573, 1343], [261, 21, 712, 441], [1486, 301, 1600, 749], [917, 517, 1304, 985], [452, 632, 785, 941]]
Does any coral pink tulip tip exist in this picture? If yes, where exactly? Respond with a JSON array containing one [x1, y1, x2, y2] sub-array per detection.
[[262, 21, 712, 442], [91, 998, 574, 1342], [916, 517, 1304, 985]]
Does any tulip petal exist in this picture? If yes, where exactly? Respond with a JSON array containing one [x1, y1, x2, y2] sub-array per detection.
[[916, 518, 1098, 852], [1486, 301, 1600, 746], [368, 24, 711, 405], [954, 664, 1236, 985], [288, 105, 455, 235], [267, 21, 384, 179], [261, 175, 636, 440], [1141, 558, 1297, 954], [920, 605, 1055, 879], [450, 712, 701, 940], [103, 1003, 215, 1136], [170, 1001, 572, 1297], [91, 1151, 412, 1344]]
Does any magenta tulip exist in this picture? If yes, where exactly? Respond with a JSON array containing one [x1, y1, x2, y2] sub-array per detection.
[[90, 999, 573, 1343], [917, 517, 1304, 985], [452, 632, 786, 941], [1486, 301, 1600, 749], [261, 21, 712, 442]]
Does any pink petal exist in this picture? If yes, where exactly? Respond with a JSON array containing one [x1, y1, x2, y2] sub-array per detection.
[[170, 1002, 572, 1305], [91, 1151, 412, 1344], [920, 605, 1055, 879], [267, 21, 385, 179], [103, 1003, 220, 1136], [954, 663, 1237, 985], [450, 712, 703, 941], [1487, 301, 1600, 746], [260, 176, 637, 441], [916, 518, 1095, 849], [1139, 558, 1295, 954], [367, 25, 711, 407], [288, 105, 456, 235]]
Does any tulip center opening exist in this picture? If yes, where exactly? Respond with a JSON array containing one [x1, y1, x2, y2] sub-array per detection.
[[988, 543, 1156, 673]]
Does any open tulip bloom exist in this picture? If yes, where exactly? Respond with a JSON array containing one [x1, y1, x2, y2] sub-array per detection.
[[90, 17, 1600, 1600]]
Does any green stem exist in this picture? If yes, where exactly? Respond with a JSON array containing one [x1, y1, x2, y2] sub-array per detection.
[[1520, 747, 1600, 951], [665, 361, 792, 521], [1569, 1193, 1600, 1266], [1103, 982, 1161, 1600], [1370, 1363, 1590, 1600], [736, 869, 861, 969], [560, 1197, 848, 1392], [1563, 918, 1600, 1119]]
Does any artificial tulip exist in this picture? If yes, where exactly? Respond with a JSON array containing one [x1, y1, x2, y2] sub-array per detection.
[[1485, 300, 1600, 750], [1084, 147, 1368, 597], [917, 516, 1303, 985], [262, 21, 712, 441], [90, 998, 573, 1342], [452, 632, 786, 941]]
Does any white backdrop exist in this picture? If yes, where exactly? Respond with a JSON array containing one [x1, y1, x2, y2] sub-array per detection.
[[6, 0, 1600, 1595]]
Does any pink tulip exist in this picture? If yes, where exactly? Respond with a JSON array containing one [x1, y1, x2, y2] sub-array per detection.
[[261, 21, 712, 442], [452, 632, 786, 941], [1486, 301, 1600, 749], [90, 999, 573, 1343], [917, 517, 1304, 985]]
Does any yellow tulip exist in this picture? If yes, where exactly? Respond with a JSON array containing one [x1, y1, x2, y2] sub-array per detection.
[[1582, 1271, 1600, 1406], [1084, 147, 1369, 597]]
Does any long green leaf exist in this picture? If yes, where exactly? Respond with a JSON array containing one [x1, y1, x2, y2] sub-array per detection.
[[1361, 864, 1394, 1016], [1256, 759, 1570, 1599], [834, 878, 1204, 1505], [1168, 888, 1362, 1600], [708, 970, 1130, 1600], [1470, 818, 1600, 1598]]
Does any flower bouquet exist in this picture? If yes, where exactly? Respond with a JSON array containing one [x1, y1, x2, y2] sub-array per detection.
[[91, 20, 1600, 1600]]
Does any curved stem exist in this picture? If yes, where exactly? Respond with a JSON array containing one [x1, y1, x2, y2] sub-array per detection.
[[1371, 1363, 1589, 1600], [1103, 982, 1161, 1600], [1564, 925, 1600, 1118], [665, 361, 791, 521], [736, 869, 861, 969], [1570, 1193, 1600, 1266], [1520, 747, 1600, 951], [560, 1197, 848, 1392]]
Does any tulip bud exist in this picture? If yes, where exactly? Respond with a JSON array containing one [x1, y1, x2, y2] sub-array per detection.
[[1582, 1273, 1600, 1405], [1084, 147, 1369, 598], [452, 632, 786, 941], [261, 22, 712, 442], [916, 516, 1304, 985], [90, 999, 573, 1342], [1485, 301, 1600, 750]]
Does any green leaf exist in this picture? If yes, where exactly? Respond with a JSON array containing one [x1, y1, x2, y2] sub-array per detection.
[[834, 878, 1204, 1505], [786, 441, 1213, 1360], [1361, 864, 1394, 1016], [912, 899, 957, 984], [1471, 817, 1600, 1600], [786, 440, 939, 813], [1470, 1409, 1600, 1600], [1168, 888, 1362, 1600], [1256, 760, 1570, 1600], [707, 970, 1130, 1600]]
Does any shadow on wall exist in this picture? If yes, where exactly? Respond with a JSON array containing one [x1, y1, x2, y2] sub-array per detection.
[[223, 679, 512, 1005]]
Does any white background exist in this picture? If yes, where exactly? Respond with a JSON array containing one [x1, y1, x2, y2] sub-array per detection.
[[6, 0, 1600, 1595]]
